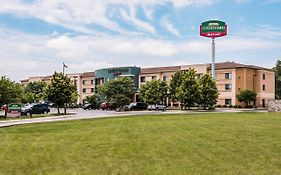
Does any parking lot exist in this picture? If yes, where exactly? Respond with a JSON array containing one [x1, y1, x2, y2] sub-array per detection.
[[0, 107, 170, 128]]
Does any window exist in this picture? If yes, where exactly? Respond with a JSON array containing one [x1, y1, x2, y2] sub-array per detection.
[[152, 76, 156, 80], [140, 76, 145, 83], [91, 88, 94, 93], [263, 74, 265, 80], [263, 84, 265, 91], [225, 99, 232, 105], [91, 80, 94, 85], [83, 88, 86, 93], [74, 80, 77, 85], [225, 73, 232, 79], [163, 76, 167, 81], [225, 84, 232, 90], [82, 80, 86, 85]]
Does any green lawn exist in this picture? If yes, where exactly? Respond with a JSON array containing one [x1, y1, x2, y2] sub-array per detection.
[[1, 112, 281, 175]]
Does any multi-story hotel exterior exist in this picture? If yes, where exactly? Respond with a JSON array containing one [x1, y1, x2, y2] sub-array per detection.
[[21, 61, 275, 107]]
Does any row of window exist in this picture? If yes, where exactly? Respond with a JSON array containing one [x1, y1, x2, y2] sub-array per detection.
[[82, 80, 94, 85], [82, 88, 94, 93], [225, 84, 266, 91], [225, 99, 266, 106], [224, 73, 266, 80], [140, 76, 168, 83]]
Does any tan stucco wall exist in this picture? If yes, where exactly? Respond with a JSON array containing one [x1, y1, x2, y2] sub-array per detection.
[[215, 69, 236, 105], [80, 76, 95, 104]]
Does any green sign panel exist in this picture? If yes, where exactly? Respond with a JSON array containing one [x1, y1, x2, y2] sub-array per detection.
[[200, 20, 227, 38], [8, 103, 22, 112]]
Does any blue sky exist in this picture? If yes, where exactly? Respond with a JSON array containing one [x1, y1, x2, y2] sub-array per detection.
[[0, 0, 281, 81]]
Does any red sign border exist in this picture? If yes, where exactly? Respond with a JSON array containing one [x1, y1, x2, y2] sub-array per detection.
[[200, 25, 227, 38]]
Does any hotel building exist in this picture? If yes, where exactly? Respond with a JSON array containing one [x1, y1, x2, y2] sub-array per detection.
[[21, 61, 275, 107]]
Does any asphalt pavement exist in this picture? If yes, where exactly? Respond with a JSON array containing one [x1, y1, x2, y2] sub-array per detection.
[[0, 108, 268, 128], [0, 108, 169, 128]]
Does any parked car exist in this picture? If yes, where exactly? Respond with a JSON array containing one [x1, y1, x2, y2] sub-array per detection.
[[123, 105, 131, 111], [100, 102, 117, 110], [21, 103, 50, 116], [128, 102, 148, 111], [82, 103, 98, 110], [148, 104, 166, 111]]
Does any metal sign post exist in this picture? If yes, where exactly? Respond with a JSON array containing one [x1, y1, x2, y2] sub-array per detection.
[[200, 20, 227, 79], [212, 38, 216, 79]]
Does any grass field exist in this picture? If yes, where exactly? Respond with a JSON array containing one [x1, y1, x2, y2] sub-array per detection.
[[1, 112, 281, 175]]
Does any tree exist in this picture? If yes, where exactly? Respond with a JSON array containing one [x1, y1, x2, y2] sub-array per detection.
[[140, 80, 168, 104], [176, 69, 200, 109], [46, 72, 77, 114], [274, 60, 281, 99], [97, 77, 136, 110], [236, 89, 257, 107], [85, 94, 96, 104], [169, 72, 183, 102], [0, 76, 23, 106], [24, 81, 47, 103], [198, 74, 219, 109]]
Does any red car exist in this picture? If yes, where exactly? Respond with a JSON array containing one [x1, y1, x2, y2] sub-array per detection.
[[100, 102, 117, 110]]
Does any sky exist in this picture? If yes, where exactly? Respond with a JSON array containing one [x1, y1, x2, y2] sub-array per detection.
[[0, 0, 281, 82]]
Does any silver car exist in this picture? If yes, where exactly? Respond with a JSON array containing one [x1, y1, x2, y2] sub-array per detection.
[[147, 104, 166, 111]]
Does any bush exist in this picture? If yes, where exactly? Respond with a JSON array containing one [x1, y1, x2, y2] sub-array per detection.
[[229, 105, 233, 108], [216, 105, 222, 108], [233, 105, 238, 108], [223, 105, 227, 108], [237, 105, 242, 108]]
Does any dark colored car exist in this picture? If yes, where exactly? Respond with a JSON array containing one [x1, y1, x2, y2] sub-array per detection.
[[21, 103, 50, 116], [82, 103, 98, 110], [129, 102, 148, 111]]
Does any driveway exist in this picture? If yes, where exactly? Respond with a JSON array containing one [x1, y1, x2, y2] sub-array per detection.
[[0, 108, 268, 128], [0, 108, 169, 128]]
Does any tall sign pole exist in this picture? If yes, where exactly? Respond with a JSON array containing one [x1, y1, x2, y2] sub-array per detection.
[[200, 20, 227, 79], [212, 38, 215, 79]]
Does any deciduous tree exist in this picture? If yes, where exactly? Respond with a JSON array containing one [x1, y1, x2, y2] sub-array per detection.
[[198, 74, 219, 109], [97, 77, 136, 110], [176, 69, 200, 109], [169, 72, 183, 102], [85, 94, 96, 104], [46, 72, 77, 114], [140, 80, 168, 105], [236, 89, 257, 107], [24, 81, 47, 103], [274, 60, 281, 99], [0, 76, 23, 106]]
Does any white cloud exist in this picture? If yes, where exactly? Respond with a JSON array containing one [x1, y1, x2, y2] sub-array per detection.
[[119, 8, 156, 34], [0, 0, 219, 35], [1, 26, 280, 81], [160, 16, 181, 37]]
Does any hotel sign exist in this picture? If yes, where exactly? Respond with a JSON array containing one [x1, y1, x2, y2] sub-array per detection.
[[7, 103, 22, 117], [200, 20, 227, 38]]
